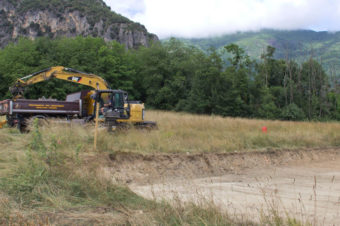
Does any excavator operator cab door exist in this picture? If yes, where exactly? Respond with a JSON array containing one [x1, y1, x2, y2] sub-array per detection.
[[93, 90, 130, 120], [110, 92, 124, 110]]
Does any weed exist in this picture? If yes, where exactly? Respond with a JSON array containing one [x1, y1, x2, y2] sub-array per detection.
[[0, 195, 11, 222], [29, 118, 46, 154], [75, 143, 82, 164]]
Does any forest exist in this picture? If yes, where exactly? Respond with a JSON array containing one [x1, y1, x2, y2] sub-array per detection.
[[0, 36, 339, 121]]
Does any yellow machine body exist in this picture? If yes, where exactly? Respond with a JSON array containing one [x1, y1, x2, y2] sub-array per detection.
[[15, 66, 109, 90], [118, 103, 144, 123], [0, 120, 6, 129]]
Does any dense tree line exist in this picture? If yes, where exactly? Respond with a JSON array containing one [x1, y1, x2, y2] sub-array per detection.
[[0, 37, 339, 120]]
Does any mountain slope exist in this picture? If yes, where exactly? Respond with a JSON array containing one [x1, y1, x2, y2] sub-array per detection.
[[179, 30, 340, 75], [0, 0, 158, 48]]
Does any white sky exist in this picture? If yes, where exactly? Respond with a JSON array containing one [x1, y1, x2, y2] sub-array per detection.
[[104, 0, 340, 39]]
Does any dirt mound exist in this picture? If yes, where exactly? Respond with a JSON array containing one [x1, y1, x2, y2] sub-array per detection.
[[103, 147, 340, 184]]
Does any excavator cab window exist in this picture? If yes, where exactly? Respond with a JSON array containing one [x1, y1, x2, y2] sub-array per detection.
[[112, 92, 124, 109], [94, 93, 111, 116], [101, 94, 110, 107]]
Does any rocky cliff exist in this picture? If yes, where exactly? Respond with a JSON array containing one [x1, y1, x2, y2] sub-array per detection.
[[0, 0, 158, 48]]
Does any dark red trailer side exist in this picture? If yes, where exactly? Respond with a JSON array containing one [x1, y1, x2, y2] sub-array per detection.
[[0, 99, 82, 131], [0, 99, 81, 116]]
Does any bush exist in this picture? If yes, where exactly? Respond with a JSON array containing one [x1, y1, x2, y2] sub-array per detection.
[[281, 103, 306, 121]]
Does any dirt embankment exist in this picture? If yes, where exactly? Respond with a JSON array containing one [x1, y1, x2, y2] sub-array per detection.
[[102, 147, 340, 184], [98, 148, 340, 225]]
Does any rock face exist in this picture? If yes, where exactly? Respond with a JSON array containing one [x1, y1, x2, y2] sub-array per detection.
[[0, 0, 158, 48]]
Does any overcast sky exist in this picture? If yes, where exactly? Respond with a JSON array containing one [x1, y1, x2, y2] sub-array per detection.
[[104, 0, 340, 39]]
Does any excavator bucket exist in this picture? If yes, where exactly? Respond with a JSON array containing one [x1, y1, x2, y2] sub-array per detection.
[[9, 86, 25, 97]]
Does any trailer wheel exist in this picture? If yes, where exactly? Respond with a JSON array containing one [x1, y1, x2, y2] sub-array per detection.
[[31, 115, 47, 120], [19, 115, 47, 132], [17, 115, 28, 133], [30, 115, 48, 127], [6, 115, 15, 127]]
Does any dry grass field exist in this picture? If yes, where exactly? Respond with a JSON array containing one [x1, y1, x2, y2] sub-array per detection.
[[99, 110, 340, 154], [0, 110, 339, 225]]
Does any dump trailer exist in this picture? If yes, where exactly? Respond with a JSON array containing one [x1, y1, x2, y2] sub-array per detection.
[[0, 99, 82, 130]]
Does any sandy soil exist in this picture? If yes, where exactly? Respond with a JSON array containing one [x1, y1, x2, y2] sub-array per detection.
[[104, 148, 340, 225]]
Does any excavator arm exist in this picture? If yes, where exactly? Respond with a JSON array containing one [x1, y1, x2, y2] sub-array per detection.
[[10, 66, 110, 97]]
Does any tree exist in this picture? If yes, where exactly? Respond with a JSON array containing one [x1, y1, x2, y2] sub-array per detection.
[[224, 44, 252, 116], [130, 38, 203, 110], [0, 37, 335, 121], [186, 49, 227, 115], [300, 59, 328, 119]]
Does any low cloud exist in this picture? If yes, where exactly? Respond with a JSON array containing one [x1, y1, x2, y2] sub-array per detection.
[[105, 0, 145, 19], [104, 0, 340, 38]]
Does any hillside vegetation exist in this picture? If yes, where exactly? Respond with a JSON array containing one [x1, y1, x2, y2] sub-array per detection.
[[10, 0, 130, 24], [179, 30, 340, 76], [1, 111, 339, 224], [0, 37, 339, 121]]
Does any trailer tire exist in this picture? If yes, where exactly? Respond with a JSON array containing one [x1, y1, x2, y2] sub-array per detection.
[[6, 116, 15, 127], [17, 115, 28, 133], [30, 115, 48, 127]]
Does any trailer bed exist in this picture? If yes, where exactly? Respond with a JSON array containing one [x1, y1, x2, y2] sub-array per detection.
[[0, 99, 82, 116]]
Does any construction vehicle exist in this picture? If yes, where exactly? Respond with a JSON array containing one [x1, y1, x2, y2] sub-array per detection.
[[0, 66, 156, 130]]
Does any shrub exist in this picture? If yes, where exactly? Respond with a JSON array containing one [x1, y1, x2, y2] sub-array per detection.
[[281, 103, 306, 121]]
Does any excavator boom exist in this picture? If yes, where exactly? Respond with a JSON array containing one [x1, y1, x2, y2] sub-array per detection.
[[11, 66, 110, 97]]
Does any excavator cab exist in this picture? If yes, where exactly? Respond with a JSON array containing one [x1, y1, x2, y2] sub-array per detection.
[[92, 90, 130, 123]]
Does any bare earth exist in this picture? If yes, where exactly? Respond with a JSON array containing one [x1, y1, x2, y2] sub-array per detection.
[[105, 148, 340, 225]]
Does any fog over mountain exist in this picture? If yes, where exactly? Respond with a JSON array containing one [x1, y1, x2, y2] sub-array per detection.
[[105, 0, 340, 38]]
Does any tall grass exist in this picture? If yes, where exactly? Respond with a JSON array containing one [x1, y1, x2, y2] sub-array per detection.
[[54, 110, 340, 154], [18, 110, 339, 155], [0, 119, 243, 225], [0, 119, 148, 208], [0, 111, 334, 224]]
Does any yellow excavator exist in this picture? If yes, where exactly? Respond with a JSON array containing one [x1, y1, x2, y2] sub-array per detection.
[[6, 66, 156, 130]]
